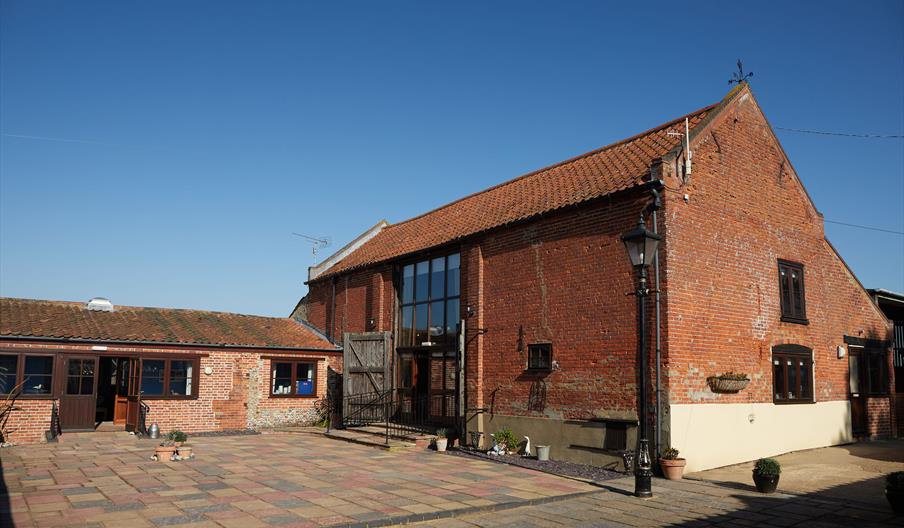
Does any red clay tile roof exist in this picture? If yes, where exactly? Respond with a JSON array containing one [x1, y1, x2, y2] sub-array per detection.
[[0, 298, 338, 350], [316, 102, 718, 279]]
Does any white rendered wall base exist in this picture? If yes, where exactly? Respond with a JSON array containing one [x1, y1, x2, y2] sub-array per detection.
[[669, 401, 852, 473]]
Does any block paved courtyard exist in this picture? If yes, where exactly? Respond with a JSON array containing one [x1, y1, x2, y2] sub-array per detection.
[[2, 431, 902, 528], [0, 431, 594, 527], [404, 476, 903, 527]]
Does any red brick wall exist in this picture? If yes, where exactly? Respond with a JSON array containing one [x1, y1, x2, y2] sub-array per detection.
[[0, 339, 342, 444], [306, 191, 654, 423], [661, 89, 891, 422], [473, 195, 650, 420], [305, 265, 393, 341]]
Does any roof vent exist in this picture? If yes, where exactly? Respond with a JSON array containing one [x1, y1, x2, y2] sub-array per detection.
[[86, 297, 114, 312]]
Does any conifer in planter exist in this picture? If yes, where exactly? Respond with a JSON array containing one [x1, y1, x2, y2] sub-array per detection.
[[887, 471, 904, 515], [752, 458, 781, 493], [659, 447, 686, 480]]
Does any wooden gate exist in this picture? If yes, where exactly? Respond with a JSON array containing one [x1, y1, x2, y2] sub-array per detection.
[[343, 332, 391, 420]]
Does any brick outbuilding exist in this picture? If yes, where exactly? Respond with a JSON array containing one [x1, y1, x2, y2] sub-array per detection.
[[0, 297, 341, 445], [300, 84, 895, 472]]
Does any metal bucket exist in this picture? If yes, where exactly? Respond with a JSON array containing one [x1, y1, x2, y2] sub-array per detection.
[[536, 445, 550, 461]]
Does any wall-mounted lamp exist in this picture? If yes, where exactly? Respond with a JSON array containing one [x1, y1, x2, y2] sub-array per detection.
[[837, 345, 846, 359], [367, 318, 376, 330], [204, 366, 213, 376], [466, 305, 475, 318]]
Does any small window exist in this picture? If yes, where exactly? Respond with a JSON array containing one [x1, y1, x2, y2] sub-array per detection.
[[141, 360, 166, 396], [270, 360, 318, 397], [773, 345, 813, 404], [527, 343, 552, 371], [66, 358, 96, 395], [168, 360, 194, 396], [0, 353, 54, 397], [0, 354, 19, 394], [140, 358, 199, 398], [778, 260, 807, 324], [863, 348, 888, 396], [23, 356, 53, 395]]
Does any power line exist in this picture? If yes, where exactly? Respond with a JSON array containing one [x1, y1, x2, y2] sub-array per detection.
[[824, 219, 904, 236], [773, 126, 903, 139]]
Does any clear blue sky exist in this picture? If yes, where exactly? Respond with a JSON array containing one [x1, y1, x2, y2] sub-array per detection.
[[1, 1, 902, 317]]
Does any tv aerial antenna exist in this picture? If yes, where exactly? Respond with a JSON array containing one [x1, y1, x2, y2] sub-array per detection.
[[292, 232, 331, 257]]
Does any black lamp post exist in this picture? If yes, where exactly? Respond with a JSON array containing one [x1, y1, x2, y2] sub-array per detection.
[[621, 213, 661, 498]]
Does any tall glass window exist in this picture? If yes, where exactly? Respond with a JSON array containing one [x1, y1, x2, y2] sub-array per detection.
[[398, 253, 461, 347]]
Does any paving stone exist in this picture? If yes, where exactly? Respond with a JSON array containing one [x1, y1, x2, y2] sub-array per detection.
[[150, 512, 207, 526]]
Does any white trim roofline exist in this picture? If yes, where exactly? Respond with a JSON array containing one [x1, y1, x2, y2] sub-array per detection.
[[307, 220, 389, 282]]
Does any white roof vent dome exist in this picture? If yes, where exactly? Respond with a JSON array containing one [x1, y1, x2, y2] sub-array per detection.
[[86, 297, 114, 312]]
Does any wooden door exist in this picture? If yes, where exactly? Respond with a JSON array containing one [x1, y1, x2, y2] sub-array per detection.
[[343, 332, 390, 419], [849, 349, 867, 436], [113, 359, 129, 425], [428, 349, 457, 424], [125, 357, 142, 433], [59, 355, 98, 431]]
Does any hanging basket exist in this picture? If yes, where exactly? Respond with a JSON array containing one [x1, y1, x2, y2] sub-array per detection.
[[708, 376, 750, 393]]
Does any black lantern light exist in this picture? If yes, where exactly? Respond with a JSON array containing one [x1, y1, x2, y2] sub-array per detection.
[[621, 213, 660, 499], [621, 215, 661, 269]]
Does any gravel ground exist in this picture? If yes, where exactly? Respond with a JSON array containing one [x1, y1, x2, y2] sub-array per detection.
[[449, 447, 624, 484]]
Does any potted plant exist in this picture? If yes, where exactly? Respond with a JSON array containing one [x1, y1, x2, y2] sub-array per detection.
[[154, 439, 177, 460], [493, 427, 518, 455], [887, 471, 904, 514], [167, 430, 188, 447], [707, 372, 751, 393], [659, 447, 687, 480], [434, 428, 448, 452], [752, 458, 781, 493]]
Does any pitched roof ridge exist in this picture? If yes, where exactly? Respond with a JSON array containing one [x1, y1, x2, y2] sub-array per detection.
[[381, 101, 720, 232], [0, 297, 292, 322]]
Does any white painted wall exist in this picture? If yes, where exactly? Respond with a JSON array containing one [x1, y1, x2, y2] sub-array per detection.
[[669, 401, 852, 473]]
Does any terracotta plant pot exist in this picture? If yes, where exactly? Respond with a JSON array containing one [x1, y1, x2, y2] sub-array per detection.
[[659, 458, 686, 480], [435, 438, 448, 452], [753, 471, 780, 493], [154, 445, 176, 460], [177, 446, 193, 459], [174, 441, 184, 447]]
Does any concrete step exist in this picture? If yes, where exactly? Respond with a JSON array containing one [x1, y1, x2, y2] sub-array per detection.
[[346, 425, 437, 448], [322, 428, 417, 451]]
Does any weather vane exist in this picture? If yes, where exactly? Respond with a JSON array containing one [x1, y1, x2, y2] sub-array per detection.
[[728, 60, 753, 85]]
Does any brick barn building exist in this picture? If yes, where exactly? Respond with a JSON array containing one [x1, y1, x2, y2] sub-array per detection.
[[300, 84, 895, 472], [0, 297, 341, 445]]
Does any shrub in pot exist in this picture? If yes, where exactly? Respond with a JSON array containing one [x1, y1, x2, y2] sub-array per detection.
[[167, 430, 188, 447], [659, 447, 687, 480], [497, 427, 518, 453], [887, 471, 904, 515], [434, 428, 448, 452], [752, 458, 781, 493]]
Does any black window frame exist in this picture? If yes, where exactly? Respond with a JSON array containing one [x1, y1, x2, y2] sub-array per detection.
[[527, 343, 553, 372], [0, 352, 55, 399], [861, 348, 889, 396], [778, 260, 808, 324], [397, 252, 461, 348], [139, 357, 200, 400], [269, 359, 319, 398], [772, 344, 814, 404]]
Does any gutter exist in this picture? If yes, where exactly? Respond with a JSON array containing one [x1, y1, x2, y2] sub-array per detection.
[[0, 334, 341, 353]]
